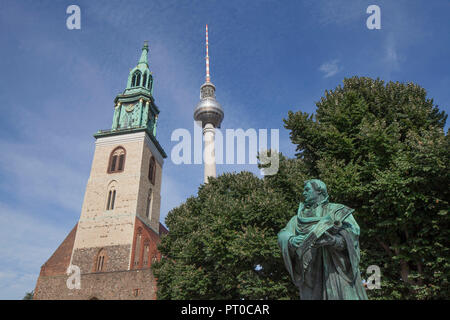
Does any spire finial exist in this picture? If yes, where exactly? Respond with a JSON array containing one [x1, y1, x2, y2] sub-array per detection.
[[138, 41, 149, 66], [205, 24, 210, 83]]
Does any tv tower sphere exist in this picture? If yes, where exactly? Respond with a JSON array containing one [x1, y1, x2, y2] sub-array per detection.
[[194, 24, 224, 128], [194, 81, 224, 128]]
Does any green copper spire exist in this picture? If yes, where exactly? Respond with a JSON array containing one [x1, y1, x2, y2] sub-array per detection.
[[124, 41, 153, 95], [94, 43, 166, 158], [102, 43, 161, 138], [138, 41, 149, 67]]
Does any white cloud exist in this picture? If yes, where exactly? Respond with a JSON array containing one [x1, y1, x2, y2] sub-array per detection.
[[319, 59, 341, 78], [384, 33, 400, 70]]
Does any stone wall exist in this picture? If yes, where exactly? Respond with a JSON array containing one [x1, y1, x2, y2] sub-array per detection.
[[71, 244, 131, 273], [34, 268, 157, 300]]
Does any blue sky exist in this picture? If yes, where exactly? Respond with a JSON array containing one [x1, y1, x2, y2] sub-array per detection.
[[0, 0, 449, 299]]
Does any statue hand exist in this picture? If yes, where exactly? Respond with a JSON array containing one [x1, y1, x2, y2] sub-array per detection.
[[289, 234, 306, 248], [312, 231, 336, 248], [329, 220, 343, 235]]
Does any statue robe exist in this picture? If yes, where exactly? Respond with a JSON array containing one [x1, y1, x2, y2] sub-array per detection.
[[278, 202, 368, 300]]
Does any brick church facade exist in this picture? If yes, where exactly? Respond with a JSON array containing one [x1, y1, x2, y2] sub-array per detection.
[[34, 43, 168, 300]]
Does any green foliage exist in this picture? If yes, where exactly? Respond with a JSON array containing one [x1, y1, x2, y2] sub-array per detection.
[[23, 291, 34, 300], [153, 172, 298, 299], [284, 77, 449, 299]]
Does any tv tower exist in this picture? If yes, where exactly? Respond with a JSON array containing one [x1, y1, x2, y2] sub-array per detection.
[[194, 24, 224, 183]]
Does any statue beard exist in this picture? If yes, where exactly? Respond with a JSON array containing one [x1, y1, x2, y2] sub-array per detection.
[[304, 197, 319, 208], [304, 193, 327, 209]]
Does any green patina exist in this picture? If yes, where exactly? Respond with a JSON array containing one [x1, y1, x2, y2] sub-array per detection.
[[94, 42, 166, 158], [278, 179, 368, 300]]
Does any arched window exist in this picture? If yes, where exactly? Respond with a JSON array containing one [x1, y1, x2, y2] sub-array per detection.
[[143, 240, 150, 267], [142, 73, 147, 88], [133, 229, 142, 268], [148, 156, 156, 184], [136, 72, 141, 87], [108, 147, 126, 173], [106, 189, 116, 210], [94, 249, 107, 272], [106, 181, 118, 211], [145, 190, 153, 220], [147, 76, 152, 90], [131, 71, 141, 87]]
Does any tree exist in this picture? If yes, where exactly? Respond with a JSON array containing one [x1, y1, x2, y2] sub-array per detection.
[[284, 77, 449, 299], [23, 290, 34, 300], [152, 171, 298, 299]]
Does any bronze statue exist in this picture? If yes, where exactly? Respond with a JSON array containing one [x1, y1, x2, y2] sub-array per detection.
[[278, 179, 368, 300]]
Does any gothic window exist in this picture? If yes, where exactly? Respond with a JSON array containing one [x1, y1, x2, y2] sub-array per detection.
[[145, 190, 152, 220], [136, 72, 141, 87], [133, 229, 142, 268], [94, 249, 107, 272], [108, 147, 126, 173], [118, 153, 124, 171], [143, 240, 150, 267], [106, 189, 116, 210], [131, 71, 141, 87], [106, 190, 116, 210], [142, 73, 147, 88], [147, 77, 152, 90], [148, 156, 156, 184], [106, 181, 118, 211], [107, 190, 112, 210]]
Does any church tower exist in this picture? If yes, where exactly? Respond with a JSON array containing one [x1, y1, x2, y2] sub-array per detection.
[[33, 43, 168, 300]]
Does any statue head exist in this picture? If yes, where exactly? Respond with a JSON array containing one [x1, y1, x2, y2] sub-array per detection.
[[303, 179, 328, 206]]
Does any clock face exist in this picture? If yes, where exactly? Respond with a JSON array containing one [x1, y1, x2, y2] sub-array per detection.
[[124, 103, 136, 113]]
